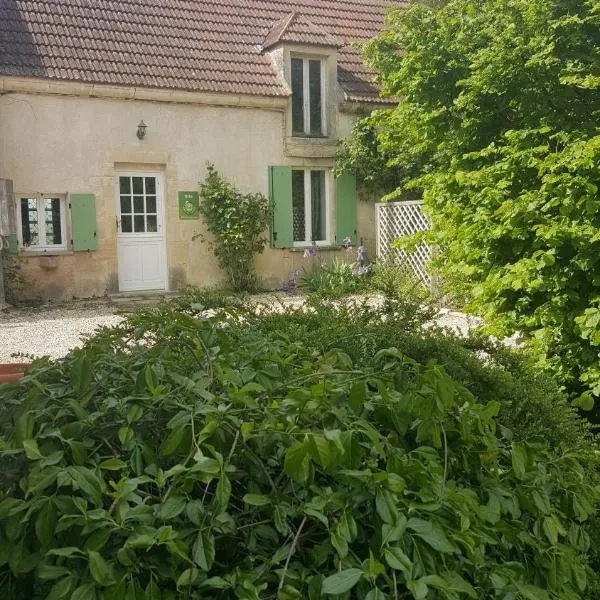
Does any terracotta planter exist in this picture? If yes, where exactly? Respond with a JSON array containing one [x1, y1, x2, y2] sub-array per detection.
[[0, 363, 30, 384]]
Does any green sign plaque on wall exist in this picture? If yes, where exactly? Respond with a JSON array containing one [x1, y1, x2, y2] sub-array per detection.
[[178, 191, 200, 220]]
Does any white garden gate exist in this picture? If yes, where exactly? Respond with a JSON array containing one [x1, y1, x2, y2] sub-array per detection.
[[375, 200, 432, 286]]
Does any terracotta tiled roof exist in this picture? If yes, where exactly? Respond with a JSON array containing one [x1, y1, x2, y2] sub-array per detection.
[[0, 0, 401, 102], [262, 12, 344, 51]]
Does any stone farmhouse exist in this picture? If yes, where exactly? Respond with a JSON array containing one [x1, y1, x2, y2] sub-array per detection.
[[0, 0, 395, 298]]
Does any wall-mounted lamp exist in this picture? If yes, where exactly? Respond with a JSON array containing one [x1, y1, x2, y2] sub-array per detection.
[[136, 120, 147, 140]]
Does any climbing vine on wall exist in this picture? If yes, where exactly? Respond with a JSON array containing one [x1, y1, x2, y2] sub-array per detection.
[[198, 164, 271, 292]]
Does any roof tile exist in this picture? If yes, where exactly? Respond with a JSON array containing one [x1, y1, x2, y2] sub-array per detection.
[[0, 0, 401, 102]]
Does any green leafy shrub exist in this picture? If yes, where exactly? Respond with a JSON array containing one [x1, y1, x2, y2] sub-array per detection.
[[166, 285, 247, 314], [337, 0, 600, 407], [587, 517, 600, 597], [198, 164, 271, 292], [300, 258, 369, 299], [0, 298, 597, 599], [368, 263, 429, 303], [243, 298, 598, 459], [336, 118, 407, 199]]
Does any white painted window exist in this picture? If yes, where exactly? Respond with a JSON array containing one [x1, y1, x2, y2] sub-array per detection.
[[291, 56, 326, 137], [292, 169, 329, 245], [17, 194, 67, 251]]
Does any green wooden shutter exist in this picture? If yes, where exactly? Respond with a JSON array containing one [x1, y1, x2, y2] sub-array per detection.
[[269, 166, 293, 248], [70, 194, 97, 251], [335, 172, 358, 246]]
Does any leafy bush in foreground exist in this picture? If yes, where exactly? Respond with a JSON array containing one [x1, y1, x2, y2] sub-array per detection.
[[242, 298, 597, 462], [0, 298, 597, 599]]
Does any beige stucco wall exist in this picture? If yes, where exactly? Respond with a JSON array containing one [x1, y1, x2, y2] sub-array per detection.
[[0, 89, 376, 299]]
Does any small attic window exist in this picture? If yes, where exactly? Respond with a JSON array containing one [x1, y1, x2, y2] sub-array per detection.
[[262, 12, 341, 138], [291, 56, 324, 137]]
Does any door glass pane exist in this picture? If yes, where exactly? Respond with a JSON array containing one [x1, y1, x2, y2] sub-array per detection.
[[20, 198, 39, 246], [119, 175, 159, 235], [291, 58, 304, 135], [120, 196, 132, 214], [146, 215, 158, 232], [44, 198, 62, 245], [132, 177, 144, 194], [292, 170, 306, 242], [119, 177, 131, 194], [133, 196, 144, 213], [310, 171, 326, 241], [121, 215, 132, 232], [309, 60, 322, 136], [145, 177, 156, 194]]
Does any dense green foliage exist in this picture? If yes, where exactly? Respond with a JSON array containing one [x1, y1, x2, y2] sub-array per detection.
[[336, 120, 406, 199], [198, 165, 271, 292], [298, 259, 428, 303], [0, 292, 598, 599], [338, 0, 600, 406], [300, 258, 369, 299], [368, 264, 430, 304]]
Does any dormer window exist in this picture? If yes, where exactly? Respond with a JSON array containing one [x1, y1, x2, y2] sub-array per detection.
[[262, 12, 342, 142], [291, 56, 324, 137]]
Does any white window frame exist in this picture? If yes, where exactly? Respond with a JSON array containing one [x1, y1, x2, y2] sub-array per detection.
[[291, 55, 327, 137], [292, 168, 331, 247], [16, 193, 67, 252]]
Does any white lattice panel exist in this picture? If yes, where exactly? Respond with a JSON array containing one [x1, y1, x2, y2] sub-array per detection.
[[376, 201, 432, 286]]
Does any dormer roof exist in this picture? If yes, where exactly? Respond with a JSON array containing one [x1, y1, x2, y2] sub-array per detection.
[[262, 12, 344, 51]]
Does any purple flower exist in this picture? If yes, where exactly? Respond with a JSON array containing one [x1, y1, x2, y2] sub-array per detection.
[[310, 244, 317, 257]]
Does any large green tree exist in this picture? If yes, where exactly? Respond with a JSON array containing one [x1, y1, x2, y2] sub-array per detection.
[[339, 0, 600, 407]]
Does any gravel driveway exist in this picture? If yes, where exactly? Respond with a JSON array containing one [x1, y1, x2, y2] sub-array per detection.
[[0, 300, 123, 363]]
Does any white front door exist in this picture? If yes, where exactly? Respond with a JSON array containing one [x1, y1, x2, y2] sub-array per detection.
[[116, 172, 167, 292]]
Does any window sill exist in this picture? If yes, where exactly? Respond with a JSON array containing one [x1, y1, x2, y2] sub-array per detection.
[[288, 245, 341, 252], [291, 133, 328, 139], [19, 249, 73, 257]]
